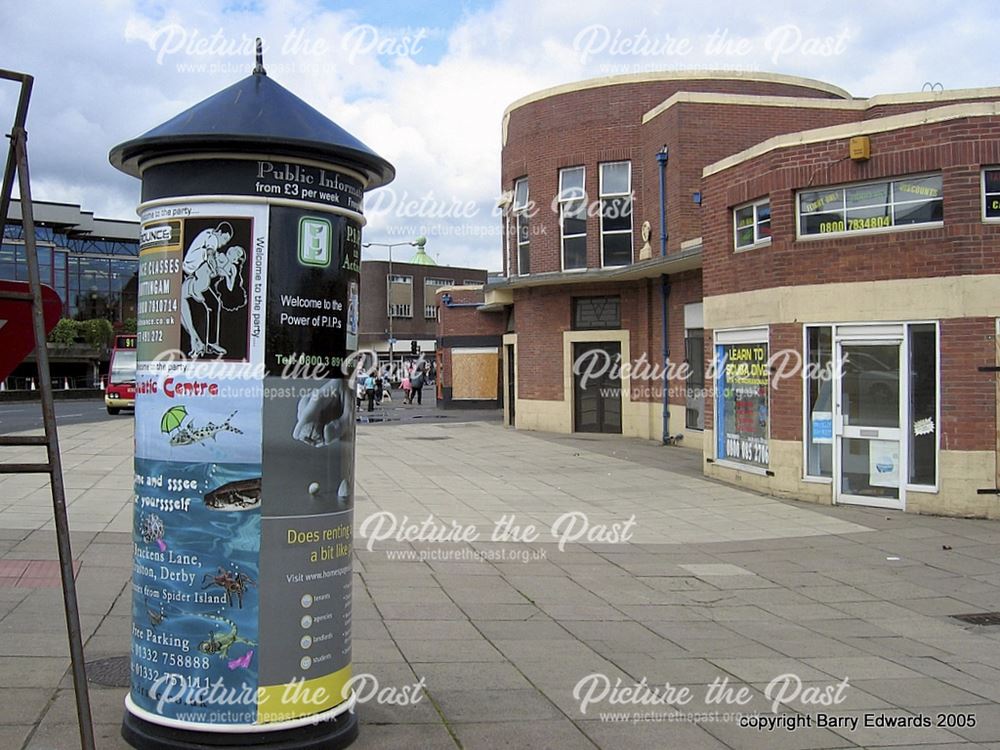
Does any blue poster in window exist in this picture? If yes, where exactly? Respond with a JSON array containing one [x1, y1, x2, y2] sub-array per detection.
[[715, 341, 769, 468], [811, 411, 833, 444]]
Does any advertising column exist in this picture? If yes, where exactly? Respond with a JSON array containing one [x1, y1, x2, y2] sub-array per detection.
[[111, 62, 393, 750]]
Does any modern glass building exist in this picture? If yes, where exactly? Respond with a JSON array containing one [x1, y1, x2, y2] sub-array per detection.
[[3, 199, 139, 324]]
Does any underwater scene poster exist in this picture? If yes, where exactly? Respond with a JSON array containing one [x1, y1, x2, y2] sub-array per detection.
[[132, 457, 262, 724]]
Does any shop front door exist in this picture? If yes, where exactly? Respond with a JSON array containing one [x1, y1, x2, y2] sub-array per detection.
[[835, 339, 905, 510], [573, 342, 622, 434]]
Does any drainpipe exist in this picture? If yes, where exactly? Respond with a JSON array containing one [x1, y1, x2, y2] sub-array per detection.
[[656, 146, 671, 445]]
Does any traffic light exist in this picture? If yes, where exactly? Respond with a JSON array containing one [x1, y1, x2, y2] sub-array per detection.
[[410, 340, 418, 355]]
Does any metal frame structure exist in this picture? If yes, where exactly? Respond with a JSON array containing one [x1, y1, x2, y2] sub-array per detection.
[[0, 67, 96, 750]]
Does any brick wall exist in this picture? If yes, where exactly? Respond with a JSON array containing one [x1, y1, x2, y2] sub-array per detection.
[[508, 274, 703, 405], [502, 76, 847, 276], [940, 317, 997, 452], [436, 288, 506, 339], [359, 261, 488, 344], [639, 102, 861, 254], [701, 116, 1000, 298]]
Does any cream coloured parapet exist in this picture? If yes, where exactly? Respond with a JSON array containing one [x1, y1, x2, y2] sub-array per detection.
[[485, 287, 514, 307], [643, 85, 1000, 125], [703, 100, 1000, 177], [501, 70, 852, 146], [704, 274, 1000, 331]]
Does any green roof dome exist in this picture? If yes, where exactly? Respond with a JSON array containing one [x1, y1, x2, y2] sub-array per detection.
[[409, 245, 437, 265]]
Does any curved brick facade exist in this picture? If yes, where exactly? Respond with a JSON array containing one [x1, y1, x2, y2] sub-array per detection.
[[501, 74, 848, 275], [442, 71, 1000, 517]]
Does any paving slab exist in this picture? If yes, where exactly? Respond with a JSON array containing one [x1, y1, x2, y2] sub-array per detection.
[[3, 416, 1000, 748]]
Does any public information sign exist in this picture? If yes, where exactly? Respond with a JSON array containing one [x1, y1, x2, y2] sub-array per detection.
[[111, 52, 393, 750]]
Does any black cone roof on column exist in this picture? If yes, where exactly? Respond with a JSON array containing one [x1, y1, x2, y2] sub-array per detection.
[[109, 70, 394, 188]]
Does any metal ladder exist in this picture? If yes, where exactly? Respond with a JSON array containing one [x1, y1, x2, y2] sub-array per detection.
[[0, 67, 96, 750]]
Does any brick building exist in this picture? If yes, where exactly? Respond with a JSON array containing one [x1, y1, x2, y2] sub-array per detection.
[[437, 70, 1000, 517], [359, 254, 487, 366]]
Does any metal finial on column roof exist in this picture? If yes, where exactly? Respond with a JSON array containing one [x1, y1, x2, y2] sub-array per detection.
[[253, 38, 266, 76]]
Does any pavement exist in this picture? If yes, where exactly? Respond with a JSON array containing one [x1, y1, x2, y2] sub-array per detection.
[[3, 402, 1000, 748]]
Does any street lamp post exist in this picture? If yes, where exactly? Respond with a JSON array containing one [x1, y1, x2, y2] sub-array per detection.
[[361, 236, 426, 379]]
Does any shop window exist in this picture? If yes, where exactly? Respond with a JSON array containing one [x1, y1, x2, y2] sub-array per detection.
[[734, 199, 771, 250], [798, 174, 942, 238], [908, 323, 937, 487], [685, 329, 705, 430], [804, 325, 834, 478], [573, 296, 620, 331], [983, 168, 1000, 221], [600, 162, 632, 267], [559, 166, 587, 270], [715, 330, 769, 469], [513, 178, 530, 275]]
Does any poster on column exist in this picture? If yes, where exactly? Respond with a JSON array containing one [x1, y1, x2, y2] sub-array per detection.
[[264, 204, 362, 376], [716, 342, 770, 469], [131, 202, 268, 726], [252, 202, 361, 722], [137, 203, 268, 366]]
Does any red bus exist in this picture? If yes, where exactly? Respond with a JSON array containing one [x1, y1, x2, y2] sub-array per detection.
[[105, 334, 137, 415]]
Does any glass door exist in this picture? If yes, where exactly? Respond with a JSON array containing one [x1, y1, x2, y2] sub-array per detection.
[[835, 339, 905, 510]]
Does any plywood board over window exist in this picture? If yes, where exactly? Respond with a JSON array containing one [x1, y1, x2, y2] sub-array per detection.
[[452, 348, 499, 400]]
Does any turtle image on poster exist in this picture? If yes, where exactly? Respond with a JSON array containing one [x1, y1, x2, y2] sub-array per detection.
[[180, 217, 253, 361]]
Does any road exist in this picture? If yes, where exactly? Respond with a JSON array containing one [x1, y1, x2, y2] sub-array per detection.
[[0, 398, 127, 433]]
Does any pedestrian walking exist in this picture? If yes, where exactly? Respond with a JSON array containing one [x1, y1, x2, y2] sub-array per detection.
[[401, 372, 412, 404], [364, 373, 376, 412], [410, 366, 425, 406], [355, 378, 365, 410]]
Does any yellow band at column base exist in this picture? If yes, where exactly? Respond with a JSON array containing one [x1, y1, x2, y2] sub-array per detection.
[[257, 664, 352, 724]]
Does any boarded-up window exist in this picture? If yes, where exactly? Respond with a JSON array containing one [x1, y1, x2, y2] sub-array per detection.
[[452, 347, 498, 400]]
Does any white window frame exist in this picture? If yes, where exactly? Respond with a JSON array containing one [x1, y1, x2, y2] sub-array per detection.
[[559, 166, 587, 272], [712, 326, 771, 476], [795, 173, 943, 240], [982, 167, 1000, 223], [733, 198, 771, 251], [800, 321, 940, 493], [599, 161, 632, 268], [513, 178, 530, 276]]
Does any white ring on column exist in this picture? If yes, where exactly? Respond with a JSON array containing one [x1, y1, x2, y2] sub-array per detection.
[[124, 691, 357, 734]]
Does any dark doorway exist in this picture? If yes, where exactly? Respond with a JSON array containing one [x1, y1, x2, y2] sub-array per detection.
[[573, 342, 622, 434]]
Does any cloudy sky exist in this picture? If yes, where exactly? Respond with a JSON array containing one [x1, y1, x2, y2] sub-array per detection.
[[1, 0, 996, 271]]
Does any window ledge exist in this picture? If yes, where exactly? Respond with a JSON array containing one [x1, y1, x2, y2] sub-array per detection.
[[734, 238, 771, 253], [712, 459, 770, 477], [795, 221, 943, 242], [802, 475, 832, 484]]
